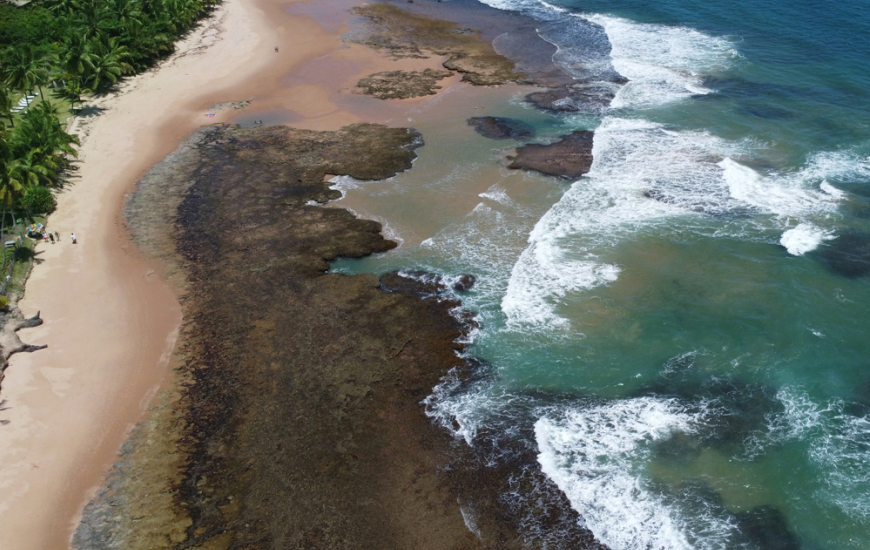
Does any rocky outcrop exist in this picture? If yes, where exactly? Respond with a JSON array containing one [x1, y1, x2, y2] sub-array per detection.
[[508, 130, 594, 179], [452, 273, 476, 292], [467, 116, 534, 140], [813, 232, 870, 278], [346, 3, 522, 86], [355, 68, 453, 99], [74, 124, 477, 550], [525, 85, 621, 114]]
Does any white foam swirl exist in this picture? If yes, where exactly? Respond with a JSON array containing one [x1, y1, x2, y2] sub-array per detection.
[[536, 397, 733, 550], [780, 223, 834, 255], [582, 14, 739, 109]]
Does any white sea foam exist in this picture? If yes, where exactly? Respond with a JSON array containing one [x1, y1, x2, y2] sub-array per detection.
[[800, 150, 870, 184], [820, 180, 846, 199], [720, 158, 842, 218], [479, 186, 514, 207], [480, 0, 739, 110], [502, 119, 863, 329], [780, 223, 834, 256], [502, 118, 737, 330], [327, 175, 364, 198], [581, 14, 739, 109], [749, 388, 870, 521], [536, 397, 734, 550], [424, 368, 503, 444]]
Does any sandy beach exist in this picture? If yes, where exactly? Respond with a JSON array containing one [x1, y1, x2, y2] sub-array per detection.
[[0, 0, 334, 546]]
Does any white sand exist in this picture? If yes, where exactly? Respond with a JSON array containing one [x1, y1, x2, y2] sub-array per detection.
[[0, 1, 278, 547]]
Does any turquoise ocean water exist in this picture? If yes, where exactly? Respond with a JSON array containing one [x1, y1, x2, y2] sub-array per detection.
[[333, 0, 870, 547]]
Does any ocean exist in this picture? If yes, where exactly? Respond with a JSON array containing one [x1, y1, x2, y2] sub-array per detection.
[[332, 0, 870, 547]]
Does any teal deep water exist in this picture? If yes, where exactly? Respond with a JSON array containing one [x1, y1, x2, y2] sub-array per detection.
[[333, 0, 870, 548]]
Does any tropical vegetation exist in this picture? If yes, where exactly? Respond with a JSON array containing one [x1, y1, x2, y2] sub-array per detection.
[[0, 0, 219, 271]]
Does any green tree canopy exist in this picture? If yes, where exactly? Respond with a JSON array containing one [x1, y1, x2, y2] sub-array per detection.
[[16, 185, 57, 218]]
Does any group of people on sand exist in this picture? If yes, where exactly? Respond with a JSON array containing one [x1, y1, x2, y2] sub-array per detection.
[[40, 230, 76, 244]]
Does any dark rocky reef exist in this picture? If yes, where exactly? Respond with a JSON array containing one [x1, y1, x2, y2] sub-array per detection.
[[355, 68, 453, 99], [734, 506, 802, 550], [380, 270, 446, 297], [812, 232, 870, 278], [346, 3, 521, 86], [380, 270, 478, 296], [467, 116, 535, 140], [453, 273, 476, 292], [525, 85, 621, 114], [78, 123, 605, 550], [508, 131, 594, 179]]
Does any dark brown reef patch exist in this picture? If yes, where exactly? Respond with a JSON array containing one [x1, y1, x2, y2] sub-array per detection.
[[508, 130, 595, 179], [75, 122, 609, 550], [354, 68, 453, 99], [346, 3, 522, 86]]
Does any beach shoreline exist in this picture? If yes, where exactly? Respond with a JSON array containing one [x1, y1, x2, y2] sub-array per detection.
[[0, 0, 306, 546]]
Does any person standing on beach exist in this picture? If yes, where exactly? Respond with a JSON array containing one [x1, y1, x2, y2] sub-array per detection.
[[49, 233, 54, 244], [55, 231, 60, 242], [71, 233, 77, 244]]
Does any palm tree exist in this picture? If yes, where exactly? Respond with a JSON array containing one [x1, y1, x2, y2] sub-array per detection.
[[0, 86, 13, 128], [58, 32, 94, 81], [53, 78, 91, 114], [83, 37, 133, 92], [0, 130, 26, 265], [164, 0, 204, 34], [13, 102, 79, 184], [7, 151, 52, 189], [71, 0, 106, 41], [31, 56, 53, 102], [45, 0, 81, 16], [105, 0, 143, 30], [1, 46, 41, 107]]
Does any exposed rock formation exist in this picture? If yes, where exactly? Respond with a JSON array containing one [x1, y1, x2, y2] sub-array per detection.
[[525, 85, 621, 114], [508, 130, 594, 179], [355, 68, 453, 99], [346, 3, 522, 86], [467, 116, 534, 140]]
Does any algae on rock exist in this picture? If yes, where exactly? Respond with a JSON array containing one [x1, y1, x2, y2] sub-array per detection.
[[346, 3, 522, 87]]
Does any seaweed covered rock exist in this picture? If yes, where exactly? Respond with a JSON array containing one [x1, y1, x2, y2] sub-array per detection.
[[526, 85, 621, 114], [346, 3, 522, 86], [468, 116, 534, 140], [355, 68, 453, 99], [813, 232, 870, 278]]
